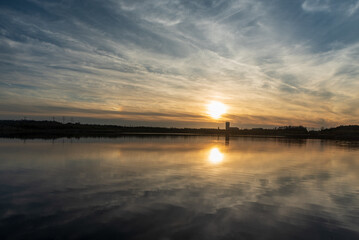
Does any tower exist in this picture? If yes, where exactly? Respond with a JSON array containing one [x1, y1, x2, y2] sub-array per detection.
[[226, 122, 230, 131]]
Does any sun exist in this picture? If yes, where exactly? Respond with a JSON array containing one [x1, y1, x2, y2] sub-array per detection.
[[207, 101, 227, 119]]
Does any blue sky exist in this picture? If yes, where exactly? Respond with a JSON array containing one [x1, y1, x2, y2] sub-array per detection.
[[1, 0, 359, 128]]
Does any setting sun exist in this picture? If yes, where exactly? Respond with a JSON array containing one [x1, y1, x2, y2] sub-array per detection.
[[207, 101, 227, 119]]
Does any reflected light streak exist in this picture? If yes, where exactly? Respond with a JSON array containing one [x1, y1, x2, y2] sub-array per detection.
[[208, 147, 224, 164]]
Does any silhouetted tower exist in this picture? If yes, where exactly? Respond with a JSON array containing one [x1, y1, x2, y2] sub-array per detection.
[[226, 122, 230, 131]]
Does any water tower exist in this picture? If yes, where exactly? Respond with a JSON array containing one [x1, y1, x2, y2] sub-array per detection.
[[225, 122, 230, 131]]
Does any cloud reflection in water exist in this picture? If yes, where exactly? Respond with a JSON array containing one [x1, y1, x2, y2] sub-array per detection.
[[0, 137, 358, 239]]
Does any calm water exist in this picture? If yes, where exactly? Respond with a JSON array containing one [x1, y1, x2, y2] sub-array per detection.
[[0, 136, 359, 239]]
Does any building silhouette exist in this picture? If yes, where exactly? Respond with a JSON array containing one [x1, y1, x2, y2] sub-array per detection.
[[226, 122, 239, 132], [226, 122, 230, 131]]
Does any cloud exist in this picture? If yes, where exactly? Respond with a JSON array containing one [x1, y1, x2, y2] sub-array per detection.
[[0, 0, 358, 127], [301, 0, 359, 16], [348, 0, 359, 16], [302, 0, 331, 12]]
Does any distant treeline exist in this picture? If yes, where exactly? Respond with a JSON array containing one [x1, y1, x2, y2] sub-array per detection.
[[0, 120, 359, 140]]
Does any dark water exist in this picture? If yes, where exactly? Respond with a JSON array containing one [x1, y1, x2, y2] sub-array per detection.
[[0, 137, 358, 239]]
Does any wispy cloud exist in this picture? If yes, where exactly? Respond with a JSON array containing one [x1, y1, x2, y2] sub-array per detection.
[[0, 0, 358, 128], [348, 0, 359, 16], [302, 0, 331, 12]]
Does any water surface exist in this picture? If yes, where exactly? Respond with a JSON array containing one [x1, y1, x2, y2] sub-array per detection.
[[0, 137, 358, 239]]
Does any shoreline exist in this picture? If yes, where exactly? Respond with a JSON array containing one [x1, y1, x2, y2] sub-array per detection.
[[1, 132, 358, 141], [1, 120, 359, 140]]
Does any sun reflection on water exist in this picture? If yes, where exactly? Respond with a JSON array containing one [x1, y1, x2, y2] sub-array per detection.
[[208, 147, 224, 164]]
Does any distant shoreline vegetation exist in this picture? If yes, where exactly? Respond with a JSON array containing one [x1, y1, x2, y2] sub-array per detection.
[[0, 120, 359, 140]]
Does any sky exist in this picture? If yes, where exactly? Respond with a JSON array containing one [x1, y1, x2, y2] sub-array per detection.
[[0, 0, 359, 128]]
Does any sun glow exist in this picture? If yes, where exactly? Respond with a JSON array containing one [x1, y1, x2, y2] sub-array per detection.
[[208, 147, 224, 164], [207, 101, 227, 119]]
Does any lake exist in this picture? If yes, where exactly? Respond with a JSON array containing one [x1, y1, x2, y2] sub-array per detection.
[[0, 136, 358, 239]]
